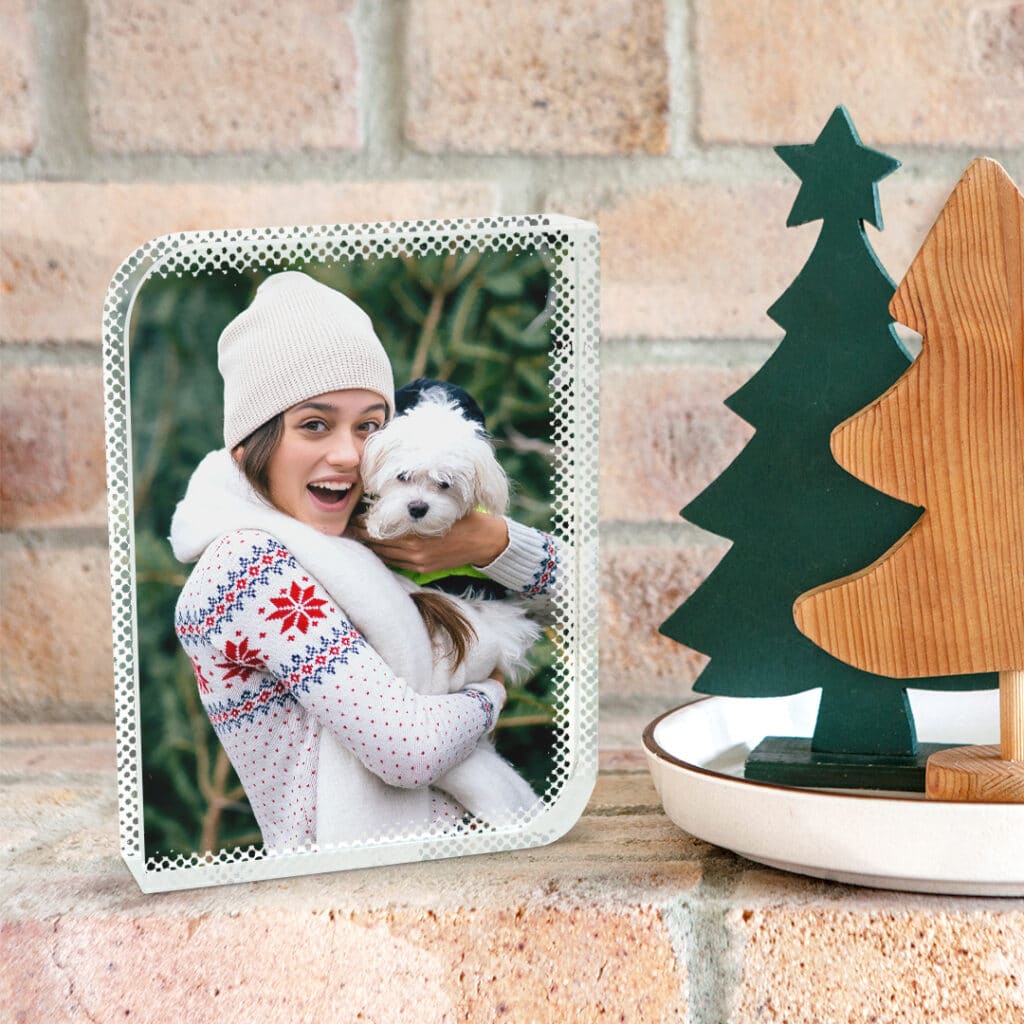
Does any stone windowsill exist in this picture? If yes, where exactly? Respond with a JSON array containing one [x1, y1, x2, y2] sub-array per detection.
[[1, 725, 1022, 1023]]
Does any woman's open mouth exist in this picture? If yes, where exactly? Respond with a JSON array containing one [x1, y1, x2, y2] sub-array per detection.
[[307, 481, 354, 508]]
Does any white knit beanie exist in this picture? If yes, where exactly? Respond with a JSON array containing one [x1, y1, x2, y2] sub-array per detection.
[[219, 271, 396, 449]]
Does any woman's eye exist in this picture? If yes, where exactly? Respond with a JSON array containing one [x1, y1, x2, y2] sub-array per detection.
[[299, 419, 327, 433], [360, 420, 383, 434]]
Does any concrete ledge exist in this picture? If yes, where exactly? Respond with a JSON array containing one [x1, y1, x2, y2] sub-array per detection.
[[2, 726, 1022, 1023]]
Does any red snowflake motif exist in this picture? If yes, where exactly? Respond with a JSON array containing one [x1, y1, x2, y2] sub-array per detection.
[[214, 638, 266, 682], [266, 581, 327, 635]]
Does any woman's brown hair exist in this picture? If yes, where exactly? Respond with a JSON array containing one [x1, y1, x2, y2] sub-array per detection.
[[234, 414, 283, 504], [410, 591, 477, 671], [234, 415, 477, 671]]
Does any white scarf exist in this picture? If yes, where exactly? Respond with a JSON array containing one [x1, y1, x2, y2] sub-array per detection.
[[170, 450, 537, 844]]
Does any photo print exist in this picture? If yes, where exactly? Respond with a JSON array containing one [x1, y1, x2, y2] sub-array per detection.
[[104, 215, 599, 892]]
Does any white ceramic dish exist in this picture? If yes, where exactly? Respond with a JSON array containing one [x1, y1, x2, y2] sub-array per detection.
[[643, 689, 1024, 896]]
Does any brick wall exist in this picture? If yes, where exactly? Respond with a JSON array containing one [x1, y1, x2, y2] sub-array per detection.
[[3, 3, 1023, 1020], [4, 0, 1022, 734]]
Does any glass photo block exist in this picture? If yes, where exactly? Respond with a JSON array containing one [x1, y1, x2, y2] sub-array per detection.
[[103, 214, 600, 892]]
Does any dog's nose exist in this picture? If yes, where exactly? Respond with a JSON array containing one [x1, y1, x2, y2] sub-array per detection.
[[408, 501, 429, 520]]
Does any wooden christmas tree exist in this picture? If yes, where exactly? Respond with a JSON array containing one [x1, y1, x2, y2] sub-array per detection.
[[794, 157, 1024, 802], [660, 108, 995, 789]]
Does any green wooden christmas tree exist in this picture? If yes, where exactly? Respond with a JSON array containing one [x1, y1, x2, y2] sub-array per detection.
[[659, 107, 996, 789]]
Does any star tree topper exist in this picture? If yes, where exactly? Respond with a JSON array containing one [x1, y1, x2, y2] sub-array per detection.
[[776, 107, 900, 229]]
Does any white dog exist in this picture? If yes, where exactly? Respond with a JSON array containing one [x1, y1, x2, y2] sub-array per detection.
[[360, 387, 541, 683], [360, 389, 509, 541], [359, 387, 543, 818]]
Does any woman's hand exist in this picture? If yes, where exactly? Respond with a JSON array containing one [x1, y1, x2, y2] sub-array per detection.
[[347, 510, 509, 575]]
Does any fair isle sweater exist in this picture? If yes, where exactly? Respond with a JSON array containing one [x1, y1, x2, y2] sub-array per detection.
[[174, 518, 560, 850]]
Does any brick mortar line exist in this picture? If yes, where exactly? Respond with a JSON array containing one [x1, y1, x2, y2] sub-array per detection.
[[600, 520, 722, 548], [0, 707, 116, 730], [661, 848, 750, 1024], [0, 526, 110, 550], [601, 336, 776, 367], [1, 771, 111, 786], [25, 0, 91, 178], [357, 0, 405, 167], [670, 0, 696, 161], [0, 706, 115, 727], [2, 148, 1021, 192], [0, 341, 104, 366], [586, 804, 665, 817]]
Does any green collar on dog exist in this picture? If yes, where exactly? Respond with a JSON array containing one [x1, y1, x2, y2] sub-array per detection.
[[396, 563, 489, 586]]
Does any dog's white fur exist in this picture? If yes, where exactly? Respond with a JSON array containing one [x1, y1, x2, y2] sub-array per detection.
[[361, 392, 509, 540], [361, 389, 540, 684], [360, 390, 543, 817]]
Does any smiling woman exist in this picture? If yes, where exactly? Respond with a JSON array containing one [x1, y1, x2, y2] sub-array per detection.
[[249, 391, 386, 536]]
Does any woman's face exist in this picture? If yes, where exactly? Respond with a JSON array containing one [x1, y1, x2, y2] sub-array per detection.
[[263, 389, 387, 535]]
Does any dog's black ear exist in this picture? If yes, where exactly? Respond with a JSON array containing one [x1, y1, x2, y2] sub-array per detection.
[[395, 377, 489, 431]]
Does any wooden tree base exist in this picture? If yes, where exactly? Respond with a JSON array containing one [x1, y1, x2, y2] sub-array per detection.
[[925, 745, 1024, 803], [745, 737, 955, 792]]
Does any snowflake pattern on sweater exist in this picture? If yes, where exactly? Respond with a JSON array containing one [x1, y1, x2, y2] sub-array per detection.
[[175, 530, 500, 850]]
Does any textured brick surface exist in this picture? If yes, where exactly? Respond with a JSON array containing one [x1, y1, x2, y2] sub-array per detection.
[[1, 730, 694, 1023], [1, 538, 112, 721], [731, 872, 1024, 1024], [0, 0, 33, 155], [0, 182, 499, 343], [556, 176, 985, 341], [4, 906, 686, 1023], [562, 183, 802, 340], [86, 0, 360, 154], [600, 364, 755, 522], [600, 542, 726, 699], [1, 366, 107, 529], [406, 0, 669, 155], [696, 0, 1024, 146]]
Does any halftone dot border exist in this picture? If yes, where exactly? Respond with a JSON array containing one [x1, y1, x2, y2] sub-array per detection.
[[103, 214, 600, 892]]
